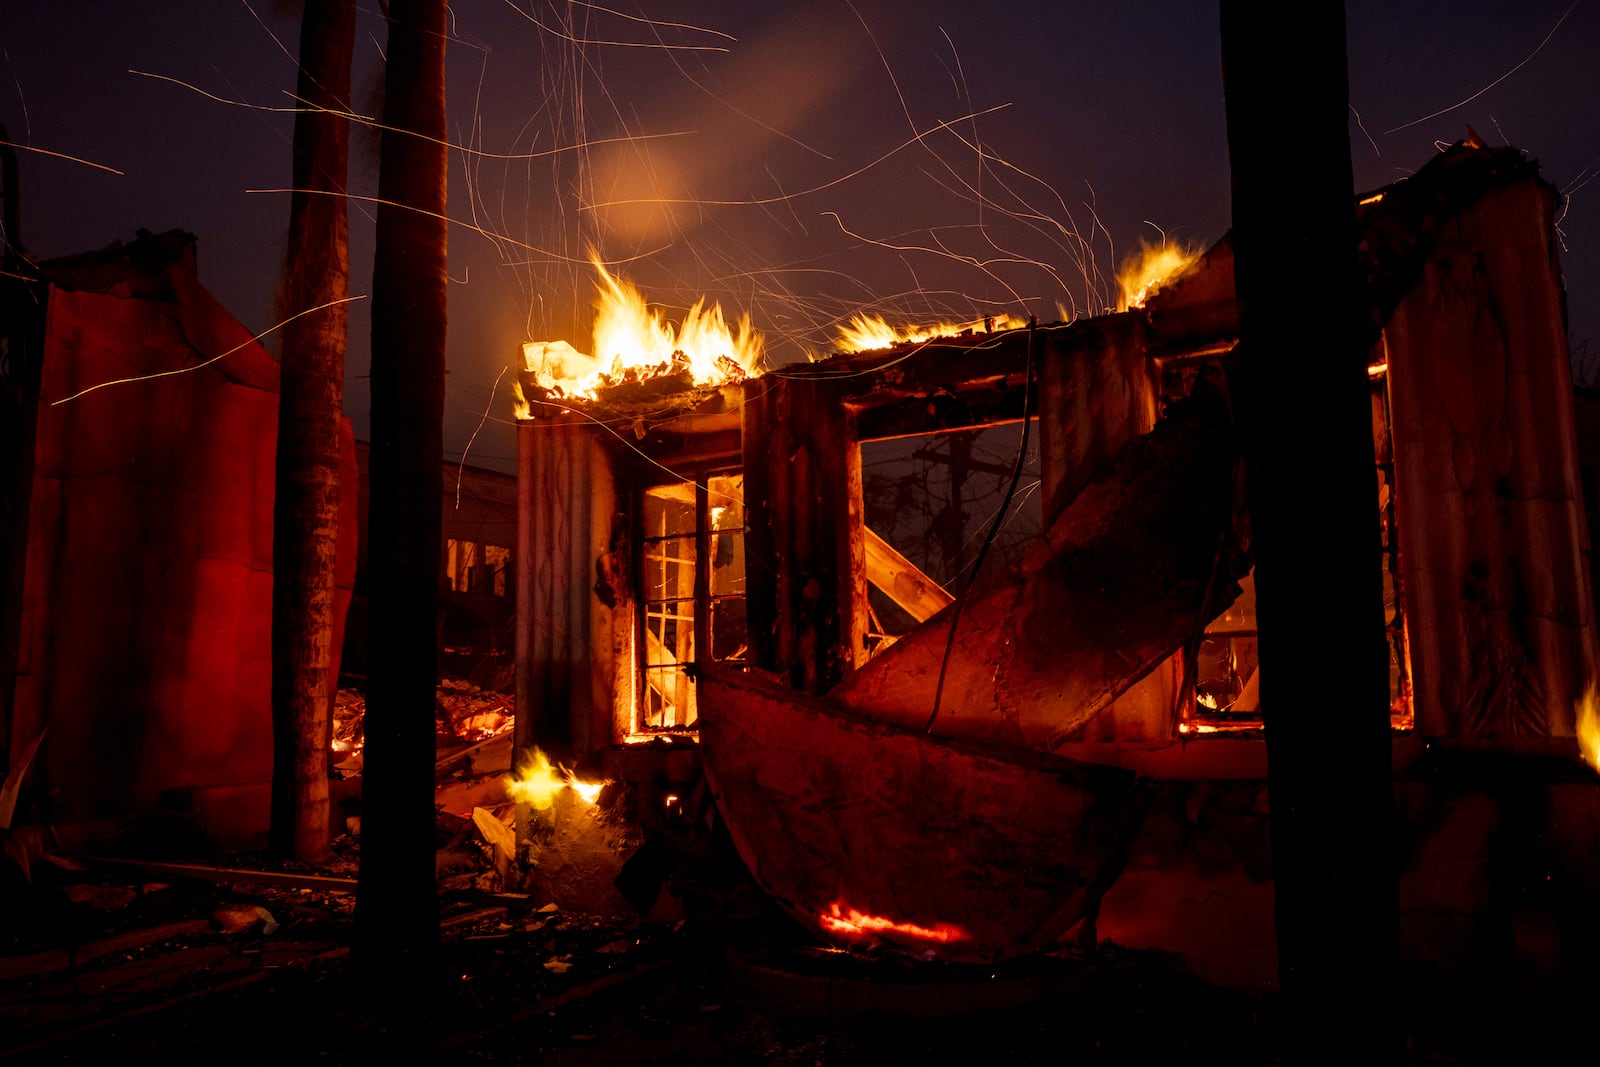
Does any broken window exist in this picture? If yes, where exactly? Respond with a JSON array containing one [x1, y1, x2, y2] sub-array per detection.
[[637, 473, 746, 732], [1178, 358, 1413, 734], [859, 424, 1041, 653], [445, 538, 512, 597], [446, 538, 477, 593], [1187, 570, 1261, 731]]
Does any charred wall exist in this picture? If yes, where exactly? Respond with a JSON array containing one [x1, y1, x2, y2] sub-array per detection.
[[8, 234, 359, 850]]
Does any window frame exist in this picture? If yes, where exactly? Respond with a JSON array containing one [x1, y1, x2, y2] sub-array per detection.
[[1170, 355, 1414, 737], [633, 468, 746, 735]]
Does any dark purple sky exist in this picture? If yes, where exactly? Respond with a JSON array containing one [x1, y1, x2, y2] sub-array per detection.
[[4, 1, 1597, 471]]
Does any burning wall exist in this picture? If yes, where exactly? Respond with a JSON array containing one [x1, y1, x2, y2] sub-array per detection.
[[511, 145, 1600, 993]]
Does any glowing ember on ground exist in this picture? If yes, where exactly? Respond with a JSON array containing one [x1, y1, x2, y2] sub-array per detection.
[[818, 901, 968, 943], [505, 747, 607, 810], [834, 312, 1016, 353], [521, 255, 763, 401], [1116, 241, 1201, 310], [331, 688, 365, 759], [1578, 683, 1600, 773]]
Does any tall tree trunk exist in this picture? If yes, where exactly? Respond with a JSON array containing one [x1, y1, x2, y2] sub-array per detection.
[[355, 0, 447, 984], [270, 0, 356, 864], [1220, 3, 1398, 1062]]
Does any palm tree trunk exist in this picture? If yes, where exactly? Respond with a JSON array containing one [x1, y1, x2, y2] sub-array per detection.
[[270, 0, 356, 864], [355, 0, 447, 984]]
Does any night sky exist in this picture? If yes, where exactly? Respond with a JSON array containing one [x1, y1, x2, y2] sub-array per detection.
[[4, 1, 1598, 471]]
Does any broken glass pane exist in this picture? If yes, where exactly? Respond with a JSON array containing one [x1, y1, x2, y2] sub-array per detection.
[[712, 531, 745, 596], [708, 474, 744, 531], [643, 482, 697, 538], [711, 598, 748, 663], [643, 666, 695, 728], [643, 538, 696, 602]]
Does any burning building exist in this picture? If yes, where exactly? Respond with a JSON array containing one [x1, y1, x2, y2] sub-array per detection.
[[510, 141, 1600, 996]]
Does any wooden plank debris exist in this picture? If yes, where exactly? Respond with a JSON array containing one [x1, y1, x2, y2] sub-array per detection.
[[862, 527, 953, 623], [84, 857, 357, 894]]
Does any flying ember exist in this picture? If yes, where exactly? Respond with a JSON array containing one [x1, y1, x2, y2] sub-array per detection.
[[522, 256, 764, 401]]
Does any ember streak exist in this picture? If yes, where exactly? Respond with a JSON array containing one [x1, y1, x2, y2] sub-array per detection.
[[818, 902, 968, 944]]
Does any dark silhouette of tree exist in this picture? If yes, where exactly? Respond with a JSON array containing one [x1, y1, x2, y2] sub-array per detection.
[[354, 0, 448, 987], [270, 0, 356, 863], [1221, 3, 1398, 1061]]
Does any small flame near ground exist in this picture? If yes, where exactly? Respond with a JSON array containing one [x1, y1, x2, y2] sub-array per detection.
[[818, 901, 968, 943], [1116, 241, 1202, 311], [833, 312, 1016, 354], [521, 255, 763, 402], [505, 747, 607, 810], [1578, 682, 1600, 773]]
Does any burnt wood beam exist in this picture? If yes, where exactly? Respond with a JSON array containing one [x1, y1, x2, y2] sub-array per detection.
[[853, 386, 1031, 442], [741, 375, 865, 693], [631, 427, 742, 472]]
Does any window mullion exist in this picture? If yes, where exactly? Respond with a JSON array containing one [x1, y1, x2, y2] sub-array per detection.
[[693, 479, 711, 664]]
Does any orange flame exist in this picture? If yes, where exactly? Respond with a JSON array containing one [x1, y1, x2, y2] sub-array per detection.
[[505, 747, 607, 811], [818, 901, 967, 943], [1578, 682, 1600, 773], [834, 312, 1016, 354], [521, 256, 763, 401], [1116, 241, 1201, 311]]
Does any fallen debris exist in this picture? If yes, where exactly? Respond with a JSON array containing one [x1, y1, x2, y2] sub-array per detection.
[[61, 883, 139, 910], [0, 919, 210, 981], [86, 858, 358, 895], [472, 807, 516, 880], [212, 905, 277, 935]]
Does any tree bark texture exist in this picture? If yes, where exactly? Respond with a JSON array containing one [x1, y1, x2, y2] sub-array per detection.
[[355, 0, 447, 983], [1221, 3, 1398, 1060], [270, 0, 355, 863]]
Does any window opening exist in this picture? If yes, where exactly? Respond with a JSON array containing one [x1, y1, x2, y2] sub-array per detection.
[[445, 538, 512, 597], [859, 424, 1041, 654], [1175, 356, 1413, 734], [637, 473, 745, 732]]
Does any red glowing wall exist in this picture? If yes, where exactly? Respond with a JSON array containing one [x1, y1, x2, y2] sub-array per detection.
[[9, 248, 357, 849]]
